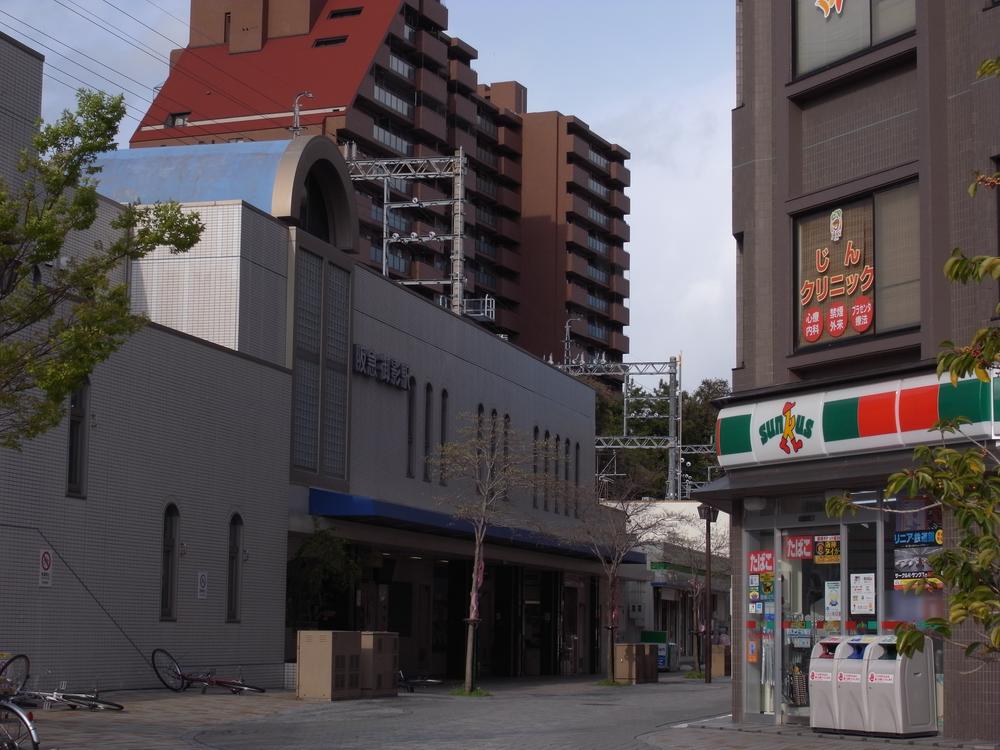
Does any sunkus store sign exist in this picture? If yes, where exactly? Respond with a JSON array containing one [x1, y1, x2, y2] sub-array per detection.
[[715, 374, 997, 469]]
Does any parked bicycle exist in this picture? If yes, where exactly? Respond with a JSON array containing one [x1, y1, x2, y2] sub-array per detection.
[[15, 687, 123, 712], [0, 655, 40, 750], [151, 649, 265, 695]]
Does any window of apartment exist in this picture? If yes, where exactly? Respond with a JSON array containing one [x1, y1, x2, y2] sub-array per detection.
[[587, 232, 609, 256], [329, 7, 363, 19], [373, 80, 413, 117], [314, 36, 348, 48], [795, 181, 919, 349], [587, 176, 610, 200], [406, 377, 417, 477], [373, 123, 413, 155], [587, 203, 611, 229], [588, 321, 609, 341], [587, 291, 610, 313], [226, 514, 243, 623], [587, 261, 610, 284], [795, 0, 915, 76], [423, 384, 434, 481], [476, 111, 497, 138], [66, 380, 89, 497], [388, 52, 415, 81], [532, 426, 539, 508], [160, 504, 180, 621], [587, 147, 609, 171], [439, 390, 448, 485]]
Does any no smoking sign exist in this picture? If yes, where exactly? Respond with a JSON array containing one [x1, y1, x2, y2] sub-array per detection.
[[38, 548, 53, 587]]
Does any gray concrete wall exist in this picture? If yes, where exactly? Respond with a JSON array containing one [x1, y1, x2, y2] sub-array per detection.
[[0, 32, 42, 190], [0, 325, 291, 690], [347, 266, 597, 540]]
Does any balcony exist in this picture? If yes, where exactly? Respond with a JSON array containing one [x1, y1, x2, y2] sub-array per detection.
[[609, 330, 629, 354], [610, 160, 630, 187], [611, 190, 630, 215], [447, 93, 476, 125], [497, 155, 521, 184], [570, 165, 609, 205], [420, 0, 448, 30], [610, 273, 630, 298], [566, 253, 590, 278], [495, 215, 521, 243], [416, 67, 447, 103], [327, 108, 375, 147], [568, 318, 608, 344], [414, 105, 447, 141], [495, 185, 519, 214], [498, 246, 521, 274], [566, 283, 589, 309], [448, 126, 476, 156], [448, 36, 478, 62], [355, 192, 376, 227], [610, 244, 630, 270], [496, 123, 522, 154], [610, 302, 629, 326], [609, 218, 630, 243], [417, 30, 448, 67], [389, 16, 417, 48], [358, 79, 414, 121], [448, 59, 478, 92], [495, 306, 521, 335]]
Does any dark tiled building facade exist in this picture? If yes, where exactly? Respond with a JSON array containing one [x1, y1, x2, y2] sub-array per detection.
[[131, 0, 630, 362], [703, 0, 999, 740]]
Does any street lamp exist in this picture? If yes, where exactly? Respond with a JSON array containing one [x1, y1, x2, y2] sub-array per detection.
[[697, 503, 719, 684]]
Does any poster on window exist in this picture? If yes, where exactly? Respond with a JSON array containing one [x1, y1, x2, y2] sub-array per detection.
[[893, 526, 944, 591], [797, 199, 875, 347], [824, 580, 842, 620], [814, 535, 841, 564], [850, 573, 875, 615]]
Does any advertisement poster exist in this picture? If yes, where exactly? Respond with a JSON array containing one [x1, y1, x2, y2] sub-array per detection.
[[748, 550, 775, 574], [784, 534, 814, 560], [893, 527, 944, 591], [824, 580, 842, 620], [850, 573, 875, 614], [760, 572, 775, 602], [814, 534, 841, 565]]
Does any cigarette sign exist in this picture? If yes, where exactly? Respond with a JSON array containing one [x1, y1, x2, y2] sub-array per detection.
[[748, 550, 774, 574], [784, 535, 814, 560], [38, 549, 53, 587]]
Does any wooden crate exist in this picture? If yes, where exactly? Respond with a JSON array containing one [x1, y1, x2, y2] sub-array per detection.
[[296, 630, 362, 700], [613, 643, 636, 684], [360, 631, 399, 697]]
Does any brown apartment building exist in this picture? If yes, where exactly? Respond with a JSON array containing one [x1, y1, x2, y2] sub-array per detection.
[[130, 0, 631, 363], [697, 0, 999, 740]]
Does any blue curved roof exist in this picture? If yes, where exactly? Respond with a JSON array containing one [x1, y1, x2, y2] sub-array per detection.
[[94, 140, 292, 214]]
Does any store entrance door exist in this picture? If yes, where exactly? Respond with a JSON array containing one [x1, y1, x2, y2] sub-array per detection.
[[779, 526, 842, 724]]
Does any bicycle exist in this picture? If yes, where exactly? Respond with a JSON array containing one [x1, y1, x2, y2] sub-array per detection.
[[0, 655, 39, 750], [151, 649, 265, 695], [15, 688, 123, 712]]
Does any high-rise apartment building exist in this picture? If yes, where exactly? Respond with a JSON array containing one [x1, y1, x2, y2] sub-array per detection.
[[699, 1, 999, 740], [130, 0, 631, 362]]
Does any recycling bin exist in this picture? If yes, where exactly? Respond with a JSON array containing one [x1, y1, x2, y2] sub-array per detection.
[[808, 636, 843, 732], [834, 636, 875, 732], [864, 635, 937, 737]]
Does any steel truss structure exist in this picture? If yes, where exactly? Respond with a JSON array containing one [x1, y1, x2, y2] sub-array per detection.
[[557, 356, 715, 500], [346, 149, 493, 321]]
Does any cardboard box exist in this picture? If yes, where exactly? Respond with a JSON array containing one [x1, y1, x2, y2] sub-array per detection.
[[296, 630, 362, 700]]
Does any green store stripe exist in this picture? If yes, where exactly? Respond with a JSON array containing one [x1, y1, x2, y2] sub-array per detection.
[[718, 414, 753, 455], [938, 378, 991, 423], [823, 397, 860, 442]]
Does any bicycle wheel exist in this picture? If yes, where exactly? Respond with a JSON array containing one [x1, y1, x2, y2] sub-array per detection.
[[0, 702, 40, 750], [61, 694, 125, 711], [214, 679, 266, 694], [0, 656, 29, 696], [151, 649, 185, 692]]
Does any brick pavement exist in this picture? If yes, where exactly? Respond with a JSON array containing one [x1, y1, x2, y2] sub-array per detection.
[[27, 676, 997, 750]]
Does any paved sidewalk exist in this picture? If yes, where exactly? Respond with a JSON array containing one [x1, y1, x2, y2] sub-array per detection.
[[27, 675, 996, 750]]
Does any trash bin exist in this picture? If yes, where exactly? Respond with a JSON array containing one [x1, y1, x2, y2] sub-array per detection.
[[808, 636, 843, 731], [864, 635, 937, 737], [835, 635, 875, 732]]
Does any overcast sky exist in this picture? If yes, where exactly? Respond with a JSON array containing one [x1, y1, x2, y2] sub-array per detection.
[[2, 0, 737, 391]]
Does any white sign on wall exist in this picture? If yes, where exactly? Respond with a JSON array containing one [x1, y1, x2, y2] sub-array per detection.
[[38, 549, 53, 588], [197, 571, 208, 600]]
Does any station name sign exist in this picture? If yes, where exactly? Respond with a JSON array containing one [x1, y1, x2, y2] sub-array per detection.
[[352, 344, 411, 390]]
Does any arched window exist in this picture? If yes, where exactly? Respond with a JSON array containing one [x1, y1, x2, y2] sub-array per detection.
[[160, 504, 180, 620], [423, 383, 434, 481], [439, 389, 448, 486], [67, 380, 90, 496], [406, 376, 417, 477], [564, 438, 571, 516], [574, 442, 581, 517], [532, 427, 539, 508], [226, 514, 244, 623], [543, 431, 550, 511], [553, 434, 560, 514]]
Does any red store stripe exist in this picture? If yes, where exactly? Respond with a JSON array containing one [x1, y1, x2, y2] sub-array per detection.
[[899, 385, 939, 432], [858, 391, 897, 437]]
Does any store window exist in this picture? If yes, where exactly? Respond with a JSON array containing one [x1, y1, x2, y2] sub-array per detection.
[[745, 529, 775, 716], [795, 181, 918, 348], [795, 0, 916, 76]]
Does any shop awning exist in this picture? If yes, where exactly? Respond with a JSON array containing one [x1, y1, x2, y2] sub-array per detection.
[[692, 447, 918, 508], [309, 488, 646, 564]]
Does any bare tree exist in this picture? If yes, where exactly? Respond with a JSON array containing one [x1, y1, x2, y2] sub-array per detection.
[[571, 472, 673, 680], [438, 411, 533, 693]]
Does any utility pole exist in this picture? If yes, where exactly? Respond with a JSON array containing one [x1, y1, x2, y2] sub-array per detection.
[[289, 91, 313, 137]]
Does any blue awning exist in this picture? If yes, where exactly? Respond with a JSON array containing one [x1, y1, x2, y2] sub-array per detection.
[[308, 488, 645, 564]]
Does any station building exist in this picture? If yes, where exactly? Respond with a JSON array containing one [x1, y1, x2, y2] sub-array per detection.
[[698, 1, 1000, 740]]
